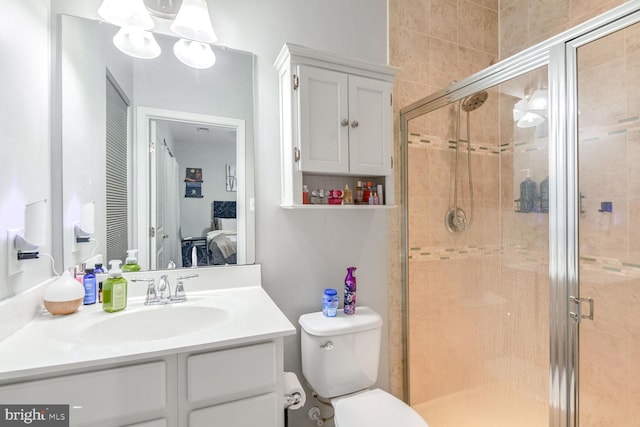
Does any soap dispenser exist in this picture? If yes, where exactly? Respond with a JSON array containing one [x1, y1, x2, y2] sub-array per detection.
[[102, 260, 128, 313], [519, 169, 537, 213], [122, 249, 141, 272]]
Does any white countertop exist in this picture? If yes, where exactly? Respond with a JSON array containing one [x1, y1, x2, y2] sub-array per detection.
[[0, 266, 295, 383]]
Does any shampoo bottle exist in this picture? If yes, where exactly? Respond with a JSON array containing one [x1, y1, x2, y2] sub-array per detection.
[[540, 176, 549, 213], [344, 267, 357, 315], [102, 260, 128, 313], [519, 169, 537, 213], [82, 267, 97, 305], [122, 249, 141, 272]]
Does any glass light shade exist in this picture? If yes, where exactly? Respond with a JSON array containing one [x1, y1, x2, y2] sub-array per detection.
[[517, 112, 545, 128], [113, 27, 161, 59], [513, 99, 527, 121], [528, 89, 548, 111], [98, 0, 154, 30], [173, 39, 216, 69], [170, 0, 217, 43]]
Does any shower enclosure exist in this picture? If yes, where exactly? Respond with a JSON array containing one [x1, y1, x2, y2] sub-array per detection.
[[400, 3, 640, 427]]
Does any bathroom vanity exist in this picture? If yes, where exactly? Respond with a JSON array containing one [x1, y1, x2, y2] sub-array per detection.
[[0, 265, 295, 427]]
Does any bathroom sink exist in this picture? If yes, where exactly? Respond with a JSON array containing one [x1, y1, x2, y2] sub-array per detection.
[[71, 305, 231, 345]]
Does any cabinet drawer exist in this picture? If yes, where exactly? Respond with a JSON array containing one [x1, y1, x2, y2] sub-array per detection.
[[187, 342, 277, 402], [188, 392, 278, 427], [0, 361, 167, 425]]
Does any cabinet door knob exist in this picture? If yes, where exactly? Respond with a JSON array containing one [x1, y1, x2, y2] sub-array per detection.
[[294, 147, 301, 162], [341, 119, 349, 127], [351, 120, 359, 128]]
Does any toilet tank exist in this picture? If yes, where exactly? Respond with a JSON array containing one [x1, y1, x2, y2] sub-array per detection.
[[298, 306, 383, 398]]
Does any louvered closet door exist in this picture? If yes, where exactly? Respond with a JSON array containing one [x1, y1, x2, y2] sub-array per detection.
[[105, 77, 129, 263]]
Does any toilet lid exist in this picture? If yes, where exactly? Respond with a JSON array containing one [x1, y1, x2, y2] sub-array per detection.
[[333, 389, 429, 427]]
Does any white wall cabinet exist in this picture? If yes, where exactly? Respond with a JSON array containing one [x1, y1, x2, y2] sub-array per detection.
[[0, 340, 284, 427], [276, 43, 396, 207]]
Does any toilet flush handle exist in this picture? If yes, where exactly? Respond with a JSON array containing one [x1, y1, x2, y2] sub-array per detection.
[[320, 341, 334, 350]]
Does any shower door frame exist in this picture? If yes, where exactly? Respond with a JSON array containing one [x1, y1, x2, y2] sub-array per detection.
[[399, 2, 640, 427]]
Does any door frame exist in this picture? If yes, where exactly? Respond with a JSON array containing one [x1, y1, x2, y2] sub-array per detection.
[[134, 107, 246, 270]]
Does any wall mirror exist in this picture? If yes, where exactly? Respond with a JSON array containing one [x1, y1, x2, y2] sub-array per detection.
[[57, 14, 255, 271]]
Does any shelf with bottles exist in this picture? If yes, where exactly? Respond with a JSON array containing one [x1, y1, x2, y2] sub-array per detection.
[[281, 173, 394, 209], [514, 175, 549, 213]]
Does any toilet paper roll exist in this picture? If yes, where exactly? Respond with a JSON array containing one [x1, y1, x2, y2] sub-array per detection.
[[283, 371, 306, 410]]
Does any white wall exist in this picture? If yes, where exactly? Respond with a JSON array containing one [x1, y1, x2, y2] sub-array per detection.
[[20, 2, 391, 426], [208, 3, 391, 426], [0, 0, 52, 300], [174, 134, 236, 237]]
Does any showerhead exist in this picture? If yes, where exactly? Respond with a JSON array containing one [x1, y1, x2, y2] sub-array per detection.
[[461, 91, 488, 112]]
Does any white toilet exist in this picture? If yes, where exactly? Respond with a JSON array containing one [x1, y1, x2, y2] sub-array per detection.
[[299, 306, 428, 427]]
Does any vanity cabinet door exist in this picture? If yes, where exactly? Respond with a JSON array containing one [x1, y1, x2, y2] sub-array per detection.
[[186, 341, 277, 402], [0, 361, 169, 426], [123, 419, 168, 427], [188, 393, 278, 427], [297, 65, 350, 174]]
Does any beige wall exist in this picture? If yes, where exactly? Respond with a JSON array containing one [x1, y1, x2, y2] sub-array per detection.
[[388, 0, 633, 417]]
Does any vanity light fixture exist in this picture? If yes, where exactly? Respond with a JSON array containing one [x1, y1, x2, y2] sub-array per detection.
[[7, 199, 47, 275], [169, 0, 217, 43], [99, 0, 161, 60], [170, 0, 217, 69], [98, 0, 155, 29], [98, 0, 218, 69]]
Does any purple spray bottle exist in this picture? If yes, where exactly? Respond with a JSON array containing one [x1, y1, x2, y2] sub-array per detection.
[[344, 267, 357, 315]]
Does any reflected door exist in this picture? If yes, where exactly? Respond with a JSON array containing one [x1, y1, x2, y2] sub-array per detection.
[[576, 21, 640, 427], [150, 120, 181, 270]]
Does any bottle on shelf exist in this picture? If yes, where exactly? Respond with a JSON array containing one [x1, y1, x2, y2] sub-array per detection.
[[343, 184, 353, 205], [302, 184, 310, 204], [363, 181, 373, 204], [355, 181, 364, 204], [519, 169, 537, 213]]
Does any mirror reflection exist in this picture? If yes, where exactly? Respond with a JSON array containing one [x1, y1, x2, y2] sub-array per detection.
[[58, 14, 255, 271]]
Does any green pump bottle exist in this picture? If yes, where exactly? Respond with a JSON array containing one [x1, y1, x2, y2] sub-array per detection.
[[102, 260, 128, 312]]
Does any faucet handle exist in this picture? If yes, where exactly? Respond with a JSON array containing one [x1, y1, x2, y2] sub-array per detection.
[[173, 274, 197, 302], [132, 278, 159, 305]]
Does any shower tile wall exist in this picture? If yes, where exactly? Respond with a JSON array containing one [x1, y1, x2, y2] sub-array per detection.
[[577, 24, 640, 426], [388, 0, 499, 399], [389, 0, 634, 413]]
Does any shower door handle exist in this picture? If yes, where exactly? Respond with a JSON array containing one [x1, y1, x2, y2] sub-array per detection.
[[569, 296, 594, 323]]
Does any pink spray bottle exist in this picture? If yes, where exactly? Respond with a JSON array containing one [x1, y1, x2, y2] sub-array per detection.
[[344, 267, 357, 315]]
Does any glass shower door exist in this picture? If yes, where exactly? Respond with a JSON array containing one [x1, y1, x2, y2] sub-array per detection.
[[406, 65, 550, 427], [575, 20, 640, 427]]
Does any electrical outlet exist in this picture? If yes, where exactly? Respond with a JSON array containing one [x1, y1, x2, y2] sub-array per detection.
[[7, 229, 23, 276]]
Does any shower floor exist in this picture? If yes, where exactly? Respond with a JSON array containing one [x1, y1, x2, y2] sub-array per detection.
[[412, 383, 548, 427]]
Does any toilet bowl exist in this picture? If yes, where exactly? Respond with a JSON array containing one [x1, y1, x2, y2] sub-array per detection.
[[299, 307, 428, 427], [332, 388, 427, 427]]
